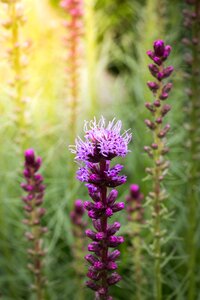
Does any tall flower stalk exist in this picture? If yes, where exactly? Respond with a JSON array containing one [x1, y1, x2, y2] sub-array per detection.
[[1, 0, 30, 145], [21, 149, 47, 300], [182, 1, 200, 299], [126, 184, 144, 300], [70, 117, 132, 300], [144, 40, 174, 300], [60, 0, 84, 142]]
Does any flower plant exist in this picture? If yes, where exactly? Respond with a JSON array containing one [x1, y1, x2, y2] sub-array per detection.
[[1, 0, 31, 146], [70, 117, 131, 300], [144, 40, 174, 300], [21, 149, 47, 300], [60, 0, 84, 140]]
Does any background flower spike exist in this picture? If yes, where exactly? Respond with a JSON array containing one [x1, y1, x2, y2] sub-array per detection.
[[144, 40, 174, 300], [21, 148, 47, 299]]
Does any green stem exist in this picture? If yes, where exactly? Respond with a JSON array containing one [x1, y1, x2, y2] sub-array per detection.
[[30, 181, 44, 300], [151, 68, 166, 300], [153, 170, 162, 300], [100, 160, 109, 299]]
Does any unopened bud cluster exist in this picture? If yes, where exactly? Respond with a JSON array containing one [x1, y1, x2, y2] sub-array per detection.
[[145, 40, 173, 179], [1, 0, 31, 140], [21, 149, 47, 295]]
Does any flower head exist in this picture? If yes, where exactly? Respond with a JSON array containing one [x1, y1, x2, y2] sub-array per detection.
[[70, 117, 132, 163]]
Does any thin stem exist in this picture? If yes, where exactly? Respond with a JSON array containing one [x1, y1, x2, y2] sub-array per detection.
[[100, 160, 108, 299], [29, 177, 44, 300], [151, 79, 164, 300]]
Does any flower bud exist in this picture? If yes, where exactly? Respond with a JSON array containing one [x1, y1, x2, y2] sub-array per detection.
[[111, 202, 124, 212], [107, 222, 121, 236], [85, 280, 99, 291], [107, 190, 118, 204], [107, 273, 121, 285], [147, 81, 159, 93], [107, 236, 124, 247], [24, 149, 35, 165], [85, 229, 96, 240], [105, 208, 113, 217], [108, 250, 121, 261], [153, 40, 165, 56], [85, 254, 98, 265]]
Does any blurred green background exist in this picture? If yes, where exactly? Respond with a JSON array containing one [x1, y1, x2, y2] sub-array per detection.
[[0, 0, 199, 299]]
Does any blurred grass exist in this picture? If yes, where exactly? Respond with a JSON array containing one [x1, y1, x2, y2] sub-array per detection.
[[0, 0, 199, 299]]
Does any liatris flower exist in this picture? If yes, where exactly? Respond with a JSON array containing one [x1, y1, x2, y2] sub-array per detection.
[[182, 2, 200, 299], [1, 0, 31, 145], [21, 149, 47, 299], [145, 40, 174, 300], [126, 184, 144, 300], [60, 0, 84, 141], [70, 117, 132, 299]]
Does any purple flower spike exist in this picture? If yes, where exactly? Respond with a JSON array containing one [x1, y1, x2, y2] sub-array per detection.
[[145, 40, 173, 144], [21, 149, 46, 295], [70, 117, 131, 299], [145, 40, 174, 298]]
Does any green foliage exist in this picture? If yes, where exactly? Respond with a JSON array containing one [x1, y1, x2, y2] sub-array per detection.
[[0, 0, 199, 299]]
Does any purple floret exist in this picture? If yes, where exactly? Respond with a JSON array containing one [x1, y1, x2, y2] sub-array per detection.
[[70, 117, 131, 163]]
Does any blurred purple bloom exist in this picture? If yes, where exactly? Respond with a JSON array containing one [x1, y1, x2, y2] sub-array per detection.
[[126, 184, 144, 223], [21, 149, 47, 293], [70, 199, 86, 229]]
